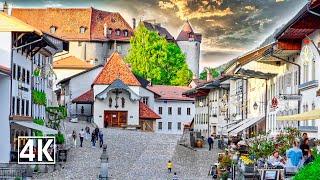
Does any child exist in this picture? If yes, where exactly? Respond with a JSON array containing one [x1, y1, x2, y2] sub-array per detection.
[[167, 160, 173, 173]]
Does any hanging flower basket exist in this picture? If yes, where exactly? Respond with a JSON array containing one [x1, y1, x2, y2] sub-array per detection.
[[33, 68, 41, 77]]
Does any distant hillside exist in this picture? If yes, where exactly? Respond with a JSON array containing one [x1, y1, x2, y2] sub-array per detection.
[[260, 25, 284, 47]]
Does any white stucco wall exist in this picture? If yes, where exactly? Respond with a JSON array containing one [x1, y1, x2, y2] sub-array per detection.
[[54, 69, 86, 90], [154, 100, 194, 134], [0, 32, 12, 68], [0, 75, 11, 163], [177, 41, 200, 78]]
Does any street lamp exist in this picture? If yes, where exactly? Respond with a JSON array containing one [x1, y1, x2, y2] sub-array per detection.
[[253, 102, 258, 110]]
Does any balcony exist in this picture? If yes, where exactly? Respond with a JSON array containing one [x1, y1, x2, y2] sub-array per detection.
[[299, 126, 318, 133], [298, 80, 318, 91]]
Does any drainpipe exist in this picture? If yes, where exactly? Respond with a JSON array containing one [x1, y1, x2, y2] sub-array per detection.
[[307, 4, 320, 17], [265, 79, 268, 132], [270, 53, 301, 126]]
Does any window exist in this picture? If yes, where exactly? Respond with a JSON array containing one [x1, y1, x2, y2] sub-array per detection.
[[78, 42, 82, 46], [22, 68, 25, 83], [158, 107, 162, 115], [168, 107, 172, 115], [116, 45, 122, 52], [312, 60, 316, 80], [177, 122, 181, 130], [79, 26, 86, 34], [187, 108, 191, 115], [108, 28, 112, 35], [26, 100, 29, 116], [158, 122, 162, 130], [168, 122, 172, 130], [13, 64, 16, 79], [124, 30, 128, 37], [142, 97, 148, 105], [50, 26, 57, 34], [26, 71, 30, 84], [17, 66, 21, 81], [178, 107, 181, 115], [12, 97, 15, 115], [16, 98, 20, 115], [21, 99, 25, 116], [115, 29, 121, 36]]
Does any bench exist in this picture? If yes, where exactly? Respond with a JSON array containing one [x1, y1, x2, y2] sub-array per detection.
[[120, 124, 141, 130]]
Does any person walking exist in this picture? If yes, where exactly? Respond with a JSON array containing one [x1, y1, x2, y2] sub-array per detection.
[[79, 129, 85, 147], [72, 130, 77, 148], [94, 127, 99, 141], [208, 135, 214, 151], [85, 126, 90, 140], [167, 160, 173, 173], [98, 130, 104, 148], [172, 172, 179, 180], [91, 132, 96, 148]]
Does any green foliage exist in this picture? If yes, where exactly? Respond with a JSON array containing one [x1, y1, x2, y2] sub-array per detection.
[[33, 118, 45, 136], [294, 155, 320, 180], [55, 132, 65, 144], [33, 68, 41, 77], [199, 67, 220, 80], [46, 106, 67, 130], [126, 24, 192, 86], [275, 127, 301, 155], [32, 90, 47, 106]]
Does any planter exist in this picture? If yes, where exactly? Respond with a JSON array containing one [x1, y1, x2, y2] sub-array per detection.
[[195, 139, 203, 148]]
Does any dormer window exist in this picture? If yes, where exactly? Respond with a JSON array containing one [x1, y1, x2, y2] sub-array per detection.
[[108, 28, 112, 35], [124, 30, 128, 37], [80, 26, 86, 34], [50, 26, 57, 34], [115, 29, 121, 36], [189, 33, 194, 38]]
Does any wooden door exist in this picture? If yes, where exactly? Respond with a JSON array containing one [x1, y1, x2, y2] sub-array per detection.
[[104, 111, 128, 127]]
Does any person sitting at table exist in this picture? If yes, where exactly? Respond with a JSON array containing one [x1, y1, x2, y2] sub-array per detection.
[[300, 138, 310, 157], [268, 151, 285, 168], [304, 149, 315, 165]]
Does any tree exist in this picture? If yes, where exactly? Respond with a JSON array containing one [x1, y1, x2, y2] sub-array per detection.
[[199, 67, 220, 80], [126, 24, 192, 85]]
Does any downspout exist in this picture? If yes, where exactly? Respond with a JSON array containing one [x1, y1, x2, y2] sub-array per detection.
[[270, 53, 301, 126], [307, 4, 320, 17], [265, 79, 268, 132]]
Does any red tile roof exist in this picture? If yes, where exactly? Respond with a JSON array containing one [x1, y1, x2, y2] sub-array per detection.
[[53, 56, 93, 69], [0, 65, 11, 75], [139, 102, 161, 119], [72, 89, 94, 104], [176, 20, 202, 42], [147, 85, 194, 101], [12, 8, 133, 41], [93, 52, 141, 86]]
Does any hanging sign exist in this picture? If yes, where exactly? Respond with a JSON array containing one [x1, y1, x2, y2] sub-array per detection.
[[271, 97, 278, 108]]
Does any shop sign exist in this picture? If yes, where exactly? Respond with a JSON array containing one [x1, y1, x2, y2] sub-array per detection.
[[280, 94, 302, 100], [271, 97, 278, 108]]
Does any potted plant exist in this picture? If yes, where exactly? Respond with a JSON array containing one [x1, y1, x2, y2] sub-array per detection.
[[240, 155, 255, 173]]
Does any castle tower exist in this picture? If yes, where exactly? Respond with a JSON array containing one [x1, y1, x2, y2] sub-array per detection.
[[176, 20, 202, 78]]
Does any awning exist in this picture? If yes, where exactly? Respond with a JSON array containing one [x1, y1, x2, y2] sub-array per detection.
[[231, 116, 264, 135], [13, 121, 58, 135], [277, 109, 320, 121]]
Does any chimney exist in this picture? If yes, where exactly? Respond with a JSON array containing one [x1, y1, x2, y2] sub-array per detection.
[[3, 1, 8, 14], [132, 18, 136, 29], [206, 68, 212, 82], [103, 23, 108, 37]]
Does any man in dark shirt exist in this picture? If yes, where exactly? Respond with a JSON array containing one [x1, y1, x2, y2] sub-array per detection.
[[300, 138, 310, 157]]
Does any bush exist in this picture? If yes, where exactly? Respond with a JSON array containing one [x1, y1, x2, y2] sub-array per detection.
[[294, 155, 320, 180], [33, 118, 45, 136], [55, 132, 65, 144], [32, 90, 47, 106]]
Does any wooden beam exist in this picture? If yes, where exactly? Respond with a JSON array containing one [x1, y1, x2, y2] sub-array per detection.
[[277, 40, 301, 50]]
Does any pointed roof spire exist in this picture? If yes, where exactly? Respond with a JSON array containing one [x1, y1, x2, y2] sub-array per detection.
[[181, 20, 194, 33], [176, 20, 202, 42]]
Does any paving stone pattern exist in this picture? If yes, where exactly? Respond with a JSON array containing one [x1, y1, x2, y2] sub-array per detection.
[[34, 121, 220, 180]]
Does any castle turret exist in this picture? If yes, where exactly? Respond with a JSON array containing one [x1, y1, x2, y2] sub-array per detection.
[[176, 20, 202, 78]]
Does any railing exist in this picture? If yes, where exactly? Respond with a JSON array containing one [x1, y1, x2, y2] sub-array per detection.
[[0, 167, 27, 179]]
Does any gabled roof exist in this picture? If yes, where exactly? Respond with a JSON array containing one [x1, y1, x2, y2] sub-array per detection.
[[12, 7, 133, 41], [0, 12, 42, 35], [147, 85, 194, 101], [141, 21, 175, 41], [176, 20, 201, 42], [53, 56, 93, 69], [58, 64, 103, 85], [93, 52, 141, 86], [72, 89, 94, 104], [139, 102, 161, 119]]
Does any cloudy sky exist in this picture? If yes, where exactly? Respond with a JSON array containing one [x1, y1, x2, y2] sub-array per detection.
[[6, 0, 309, 71]]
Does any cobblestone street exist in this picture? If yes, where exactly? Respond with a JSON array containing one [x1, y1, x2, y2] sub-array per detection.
[[34, 121, 220, 180]]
